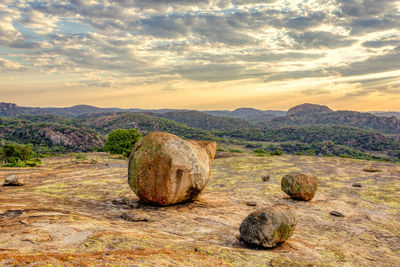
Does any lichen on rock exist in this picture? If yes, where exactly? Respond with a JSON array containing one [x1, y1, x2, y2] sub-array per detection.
[[239, 204, 297, 248], [281, 173, 318, 201]]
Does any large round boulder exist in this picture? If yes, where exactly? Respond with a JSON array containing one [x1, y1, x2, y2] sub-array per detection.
[[239, 204, 297, 248], [281, 173, 318, 201], [128, 132, 217, 206]]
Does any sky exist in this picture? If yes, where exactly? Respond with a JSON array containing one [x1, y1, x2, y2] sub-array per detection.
[[0, 0, 399, 111]]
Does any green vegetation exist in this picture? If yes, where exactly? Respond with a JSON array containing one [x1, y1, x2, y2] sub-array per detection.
[[214, 125, 399, 161], [157, 110, 255, 130], [0, 110, 399, 163], [103, 128, 142, 157], [253, 149, 283, 156], [0, 116, 103, 154], [82, 112, 215, 141], [0, 143, 41, 167], [75, 154, 87, 160], [268, 105, 400, 134]]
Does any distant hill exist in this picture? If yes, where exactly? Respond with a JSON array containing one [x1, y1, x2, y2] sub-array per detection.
[[205, 108, 285, 123], [0, 102, 284, 123], [370, 111, 400, 119], [269, 103, 400, 134], [154, 110, 256, 130], [81, 112, 214, 140], [0, 102, 122, 117]]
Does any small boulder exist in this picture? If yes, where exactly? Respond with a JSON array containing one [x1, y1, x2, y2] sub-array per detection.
[[261, 175, 270, 182], [239, 204, 297, 248], [245, 201, 257, 207], [352, 183, 362, 188], [112, 198, 128, 205], [121, 211, 151, 222], [281, 173, 318, 201], [363, 167, 381, 172], [3, 175, 24, 186], [128, 132, 217, 206], [330, 211, 345, 217]]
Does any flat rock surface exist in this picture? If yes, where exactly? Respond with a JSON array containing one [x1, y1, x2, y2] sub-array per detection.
[[0, 153, 399, 266]]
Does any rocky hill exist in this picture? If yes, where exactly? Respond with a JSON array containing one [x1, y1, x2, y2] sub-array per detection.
[[215, 125, 400, 155], [0, 117, 104, 152], [270, 103, 400, 134], [371, 111, 400, 119], [205, 108, 284, 122]]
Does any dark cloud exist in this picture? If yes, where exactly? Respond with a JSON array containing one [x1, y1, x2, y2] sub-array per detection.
[[335, 0, 400, 34], [289, 31, 355, 49], [336, 46, 400, 77], [264, 69, 337, 82], [363, 36, 400, 48], [281, 12, 327, 30], [336, 0, 397, 18], [177, 63, 268, 82], [349, 15, 400, 34]]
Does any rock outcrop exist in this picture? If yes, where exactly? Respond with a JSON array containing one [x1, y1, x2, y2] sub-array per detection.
[[281, 173, 318, 201], [128, 132, 217, 206], [239, 204, 297, 248], [3, 175, 24, 186]]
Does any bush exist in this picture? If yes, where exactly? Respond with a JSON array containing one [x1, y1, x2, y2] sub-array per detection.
[[229, 149, 243, 153], [254, 149, 268, 156], [270, 150, 283, 156], [75, 154, 86, 160], [0, 143, 41, 167], [103, 128, 142, 157], [1, 144, 33, 162]]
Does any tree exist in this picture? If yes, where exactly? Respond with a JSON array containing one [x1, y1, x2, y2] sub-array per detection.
[[0, 143, 41, 167], [103, 129, 142, 157], [1, 144, 33, 162]]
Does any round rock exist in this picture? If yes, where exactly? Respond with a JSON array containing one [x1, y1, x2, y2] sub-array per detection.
[[239, 204, 297, 248], [281, 173, 318, 201], [3, 175, 24, 186], [128, 132, 217, 206]]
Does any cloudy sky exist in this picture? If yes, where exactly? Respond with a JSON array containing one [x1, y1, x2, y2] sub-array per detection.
[[0, 0, 399, 110]]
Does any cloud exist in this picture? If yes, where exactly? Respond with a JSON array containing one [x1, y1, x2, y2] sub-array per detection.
[[363, 35, 400, 48], [0, 57, 22, 70], [0, 0, 399, 109], [288, 31, 355, 49], [336, 0, 398, 18], [336, 47, 400, 77]]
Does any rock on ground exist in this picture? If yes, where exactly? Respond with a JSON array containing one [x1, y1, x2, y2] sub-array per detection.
[[121, 211, 151, 222], [128, 132, 217, 206], [281, 173, 318, 201], [261, 175, 270, 181], [3, 175, 24, 186], [239, 204, 297, 248]]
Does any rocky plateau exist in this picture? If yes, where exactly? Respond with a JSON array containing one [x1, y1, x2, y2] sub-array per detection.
[[0, 153, 399, 266]]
